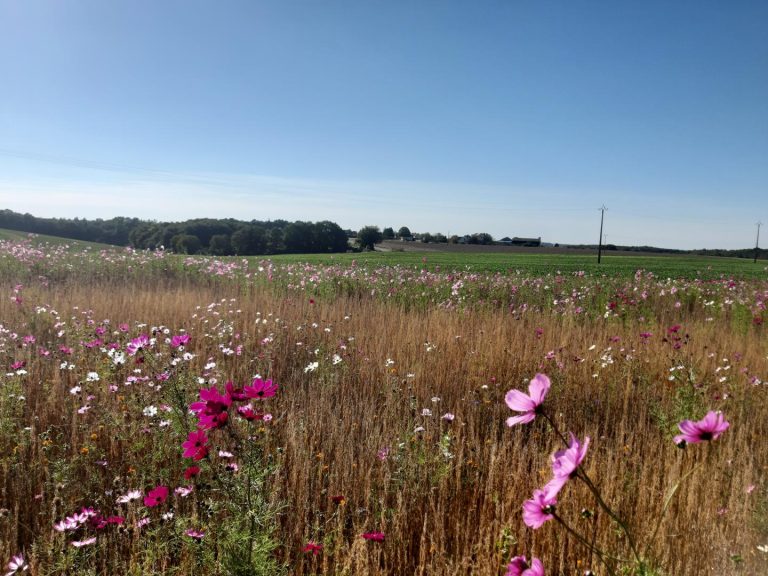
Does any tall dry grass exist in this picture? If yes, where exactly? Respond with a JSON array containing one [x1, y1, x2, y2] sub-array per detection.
[[0, 274, 766, 575]]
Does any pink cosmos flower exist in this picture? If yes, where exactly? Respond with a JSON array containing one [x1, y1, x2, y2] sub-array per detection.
[[361, 531, 385, 542], [175, 486, 194, 497], [126, 334, 150, 356], [143, 485, 169, 508], [674, 411, 730, 446], [505, 374, 551, 427], [244, 377, 278, 400], [185, 529, 204, 540], [182, 429, 209, 460], [236, 405, 265, 421], [5, 553, 28, 575], [506, 555, 545, 576], [545, 433, 590, 497], [522, 489, 556, 529]]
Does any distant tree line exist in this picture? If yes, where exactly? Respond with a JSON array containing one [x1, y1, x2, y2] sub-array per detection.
[[0, 209, 350, 255], [377, 225, 494, 245], [692, 247, 766, 260], [565, 243, 766, 260], [0, 209, 141, 245], [565, 243, 685, 254]]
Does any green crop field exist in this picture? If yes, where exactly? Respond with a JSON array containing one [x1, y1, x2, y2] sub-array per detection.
[[2, 227, 765, 280], [264, 250, 768, 279]]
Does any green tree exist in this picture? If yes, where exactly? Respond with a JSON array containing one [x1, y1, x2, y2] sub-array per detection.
[[357, 226, 383, 251], [397, 226, 412, 238], [171, 234, 202, 254], [209, 234, 233, 255], [231, 224, 266, 255], [382, 227, 395, 239], [314, 221, 349, 252], [283, 222, 315, 253]]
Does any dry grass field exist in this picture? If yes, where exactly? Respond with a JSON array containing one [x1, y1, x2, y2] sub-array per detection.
[[0, 241, 766, 575]]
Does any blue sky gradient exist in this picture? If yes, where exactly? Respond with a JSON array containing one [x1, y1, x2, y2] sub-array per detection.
[[0, 0, 766, 248]]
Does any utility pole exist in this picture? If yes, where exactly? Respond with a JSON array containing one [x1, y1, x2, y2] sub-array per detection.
[[597, 205, 606, 264], [755, 221, 762, 264]]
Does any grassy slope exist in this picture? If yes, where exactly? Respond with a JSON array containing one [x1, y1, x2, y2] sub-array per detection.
[[0, 228, 116, 250]]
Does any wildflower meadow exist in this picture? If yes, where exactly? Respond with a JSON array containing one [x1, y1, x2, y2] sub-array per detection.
[[0, 238, 766, 575]]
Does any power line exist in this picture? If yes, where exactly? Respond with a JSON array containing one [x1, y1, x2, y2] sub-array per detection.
[[756, 221, 762, 264]]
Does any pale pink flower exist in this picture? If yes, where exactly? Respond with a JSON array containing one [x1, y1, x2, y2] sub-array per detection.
[[545, 433, 590, 497], [522, 488, 556, 529], [5, 553, 28, 575], [505, 374, 551, 427], [71, 537, 97, 548]]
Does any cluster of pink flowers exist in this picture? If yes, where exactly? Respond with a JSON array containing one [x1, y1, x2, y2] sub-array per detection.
[[53, 507, 124, 547], [522, 433, 590, 529], [189, 378, 275, 433], [503, 372, 732, 574]]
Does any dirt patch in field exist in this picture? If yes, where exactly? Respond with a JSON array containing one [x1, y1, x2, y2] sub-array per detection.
[[378, 240, 682, 258]]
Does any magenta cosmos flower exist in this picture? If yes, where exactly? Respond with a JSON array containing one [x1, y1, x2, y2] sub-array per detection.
[[182, 429, 209, 461], [143, 485, 169, 508], [505, 374, 551, 427], [522, 488, 557, 529], [190, 386, 232, 429], [244, 377, 278, 400], [545, 433, 590, 497], [674, 411, 729, 446], [361, 531, 385, 542], [506, 555, 545, 576], [171, 334, 190, 348], [303, 541, 323, 555]]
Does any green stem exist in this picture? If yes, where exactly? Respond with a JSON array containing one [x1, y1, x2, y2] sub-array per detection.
[[542, 410, 642, 563], [552, 513, 619, 576], [577, 470, 642, 564], [541, 411, 570, 446], [642, 455, 703, 559]]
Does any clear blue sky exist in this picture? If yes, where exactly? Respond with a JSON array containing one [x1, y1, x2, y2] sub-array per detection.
[[0, 0, 766, 249]]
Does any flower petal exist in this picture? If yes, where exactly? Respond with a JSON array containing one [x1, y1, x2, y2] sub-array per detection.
[[506, 413, 536, 427], [505, 389, 536, 412], [528, 373, 551, 405]]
